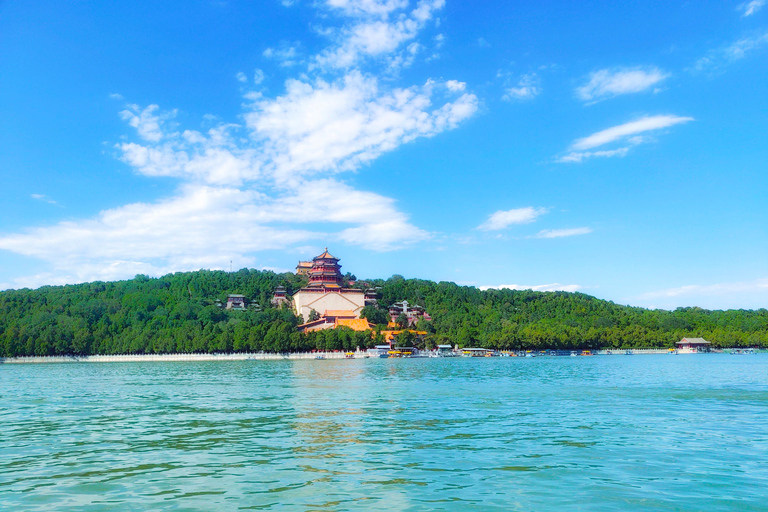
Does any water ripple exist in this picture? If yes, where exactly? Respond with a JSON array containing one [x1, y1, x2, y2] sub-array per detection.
[[1, 356, 768, 510]]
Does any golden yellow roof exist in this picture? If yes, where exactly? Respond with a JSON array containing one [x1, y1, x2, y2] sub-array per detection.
[[323, 310, 357, 318], [296, 261, 312, 268], [315, 247, 338, 260], [335, 318, 373, 331]]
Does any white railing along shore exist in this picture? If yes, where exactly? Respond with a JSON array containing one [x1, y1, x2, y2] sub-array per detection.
[[0, 352, 354, 364]]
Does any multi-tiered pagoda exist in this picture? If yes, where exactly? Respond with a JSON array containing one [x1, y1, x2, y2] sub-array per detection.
[[306, 248, 344, 289], [291, 248, 366, 324]]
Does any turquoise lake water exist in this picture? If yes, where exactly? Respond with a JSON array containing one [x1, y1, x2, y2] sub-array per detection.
[[2, 355, 767, 511]]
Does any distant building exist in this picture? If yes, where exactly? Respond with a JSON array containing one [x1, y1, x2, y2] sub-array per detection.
[[226, 294, 247, 310], [388, 300, 431, 327], [364, 288, 378, 306], [271, 286, 290, 308], [296, 261, 313, 275], [676, 337, 712, 353], [292, 249, 366, 322]]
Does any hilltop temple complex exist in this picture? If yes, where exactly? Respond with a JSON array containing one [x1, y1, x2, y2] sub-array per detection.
[[278, 249, 430, 339], [290, 249, 369, 331]]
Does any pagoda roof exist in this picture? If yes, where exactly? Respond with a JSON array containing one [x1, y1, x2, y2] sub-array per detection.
[[315, 247, 338, 260]]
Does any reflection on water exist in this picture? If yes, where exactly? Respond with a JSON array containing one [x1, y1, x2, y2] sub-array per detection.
[[2, 356, 768, 510]]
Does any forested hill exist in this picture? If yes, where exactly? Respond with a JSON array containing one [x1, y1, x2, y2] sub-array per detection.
[[1, 269, 767, 357]]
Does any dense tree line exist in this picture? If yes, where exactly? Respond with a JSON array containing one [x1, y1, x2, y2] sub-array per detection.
[[1, 269, 766, 357]]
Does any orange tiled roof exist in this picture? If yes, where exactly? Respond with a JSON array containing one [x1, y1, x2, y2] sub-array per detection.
[[296, 261, 312, 268], [335, 318, 373, 331], [323, 310, 357, 318]]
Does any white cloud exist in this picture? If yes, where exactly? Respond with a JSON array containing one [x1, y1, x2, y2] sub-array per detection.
[[116, 123, 262, 186], [571, 115, 693, 151], [556, 147, 629, 163], [118, 104, 177, 143], [692, 30, 768, 72], [559, 115, 692, 163], [503, 73, 541, 101], [739, 0, 766, 17], [477, 207, 547, 231], [480, 283, 582, 293], [314, 0, 444, 70], [253, 68, 265, 85], [0, 179, 429, 288], [244, 71, 477, 183], [236, 72, 248, 83], [725, 31, 768, 58], [115, 74, 478, 188], [445, 80, 466, 92], [640, 279, 768, 300], [534, 227, 592, 239], [109, 93, 124, 100], [576, 67, 669, 102], [263, 42, 302, 67]]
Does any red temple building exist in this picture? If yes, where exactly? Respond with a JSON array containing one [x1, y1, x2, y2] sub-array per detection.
[[306, 248, 344, 289]]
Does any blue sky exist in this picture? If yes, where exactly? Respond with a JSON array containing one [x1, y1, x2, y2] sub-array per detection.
[[1, 0, 767, 310]]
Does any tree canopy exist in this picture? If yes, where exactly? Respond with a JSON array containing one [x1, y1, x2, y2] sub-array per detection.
[[1, 269, 766, 357]]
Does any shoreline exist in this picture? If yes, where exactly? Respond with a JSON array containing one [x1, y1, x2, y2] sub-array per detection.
[[1, 348, 763, 364], [0, 352, 353, 364]]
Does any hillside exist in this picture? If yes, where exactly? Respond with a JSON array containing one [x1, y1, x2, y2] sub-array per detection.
[[1, 270, 766, 357]]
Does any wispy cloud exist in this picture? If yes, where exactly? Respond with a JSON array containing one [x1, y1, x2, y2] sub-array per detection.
[[119, 104, 177, 143], [534, 227, 592, 238], [558, 114, 693, 163], [480, 283, 582, 293], [692, 29, 768, 73], [31, 194, 60, 206], [314, 0, 445, 71], [502, 73, 541, 101], [263, 42, 303, 67], [477, 207, 547, 231], [739, 0, 766, 17], [576, 66, 669, 102], [572, 115, 693, 150], [557, 148, 629, 163]]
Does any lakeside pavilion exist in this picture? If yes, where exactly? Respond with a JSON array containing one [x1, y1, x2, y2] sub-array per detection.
[[676, 337, 712, 353]]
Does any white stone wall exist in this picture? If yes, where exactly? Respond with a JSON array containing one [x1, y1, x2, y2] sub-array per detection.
[[293, 290, 365, 322]]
